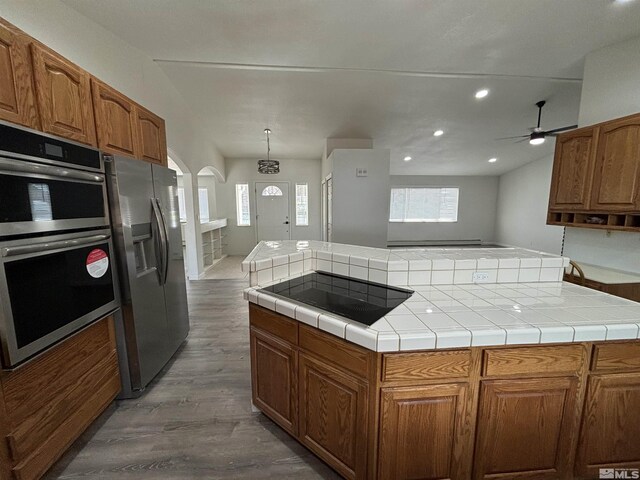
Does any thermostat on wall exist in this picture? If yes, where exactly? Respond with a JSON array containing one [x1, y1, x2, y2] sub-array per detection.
[[356, 168, 368, 177]]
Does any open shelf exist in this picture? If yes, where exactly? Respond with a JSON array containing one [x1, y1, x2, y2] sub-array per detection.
[[548, 211, 640, 232]]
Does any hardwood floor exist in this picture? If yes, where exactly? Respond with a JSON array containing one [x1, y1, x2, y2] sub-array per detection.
[[44, 280, 340, 480]]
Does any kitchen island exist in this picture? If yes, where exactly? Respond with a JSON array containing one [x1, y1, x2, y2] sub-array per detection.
[[243, 241, 640, 480]]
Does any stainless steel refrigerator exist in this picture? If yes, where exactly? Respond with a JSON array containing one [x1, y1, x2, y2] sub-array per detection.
[[105, 155, 189, 398]]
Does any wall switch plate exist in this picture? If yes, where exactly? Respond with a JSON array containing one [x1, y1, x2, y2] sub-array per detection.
[[356, 168, 368, 177], [472, 272, 490, 283]]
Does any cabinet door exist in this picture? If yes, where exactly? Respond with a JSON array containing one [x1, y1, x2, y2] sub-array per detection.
[[250, 327, 297, 435], [474, 377, 578, 479], [31, 44, 96, 146], [0, 21, 38, 129], [548, 126, 598, 210], [591, 114, 640, 211], [135, 105, 167, 166], [378, 383, 469, 480], [299, 353, 368, 480], [575, 373, 640, 477], [91, 79, 139, 158]]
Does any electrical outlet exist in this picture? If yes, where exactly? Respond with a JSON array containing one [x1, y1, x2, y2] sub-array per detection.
[[472, 272, 490, 283], [356, 168, 368, 177]]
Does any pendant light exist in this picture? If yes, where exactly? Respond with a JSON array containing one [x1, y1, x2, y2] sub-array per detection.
[[257, 128, 280, 174]]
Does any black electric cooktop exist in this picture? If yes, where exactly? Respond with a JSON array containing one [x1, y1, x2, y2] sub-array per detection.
[[260, 271, 414, 326]]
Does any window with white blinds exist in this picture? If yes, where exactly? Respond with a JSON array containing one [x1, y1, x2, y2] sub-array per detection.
[[295, 183, 309, 226], [235, 184, 251, 226], [389, 187, 459, 222]]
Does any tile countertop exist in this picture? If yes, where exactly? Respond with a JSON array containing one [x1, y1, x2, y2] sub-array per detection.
[[244, 278, 640, 353]]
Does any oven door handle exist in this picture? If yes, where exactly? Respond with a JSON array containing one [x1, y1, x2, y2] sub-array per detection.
[[0, 157, 104, 183], [151, 198, 168, 286], [1, 234, 111, 257]]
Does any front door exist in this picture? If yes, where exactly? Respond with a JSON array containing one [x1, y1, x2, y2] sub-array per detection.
[[256, 182, 290, 241]]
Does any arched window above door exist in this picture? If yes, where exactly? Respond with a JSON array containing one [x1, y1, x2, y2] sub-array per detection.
[[261, 185, 283, 196]]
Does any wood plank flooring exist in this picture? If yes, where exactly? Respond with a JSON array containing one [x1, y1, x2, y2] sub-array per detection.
[[44, 280, 340, 480]]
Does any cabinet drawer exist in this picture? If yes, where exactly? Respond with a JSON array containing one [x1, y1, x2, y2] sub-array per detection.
[[249, 304, 298, 345], [299, 325, 369, 379], [483, 345, 583, 377], [592, 343, 640, 371], [382, 350, 471, 382]]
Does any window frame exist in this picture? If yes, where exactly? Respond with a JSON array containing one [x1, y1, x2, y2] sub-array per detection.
[[389, 186, 460, 223], [235, 183, 251, 226]]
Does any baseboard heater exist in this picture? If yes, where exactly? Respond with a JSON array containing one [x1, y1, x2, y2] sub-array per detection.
[[387, 239, 483, 248]]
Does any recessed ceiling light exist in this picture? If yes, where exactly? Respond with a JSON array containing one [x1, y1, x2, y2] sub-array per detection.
[[488, 158, 497, 163], [475, 89, 489, 99], [403, 156, 412, 161], [433, 129, 444, 137]]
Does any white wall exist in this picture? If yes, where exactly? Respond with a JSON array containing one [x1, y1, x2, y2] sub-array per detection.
[[388, 175, 498, 245], [330, 149, 390, 248], [322, 138, 373, 179], [197, 175, 219, 222], [216, 158, 322, 255], [0, 0, 225, 179], [563, 34, 640, 272], [495, 156, 565, 254]]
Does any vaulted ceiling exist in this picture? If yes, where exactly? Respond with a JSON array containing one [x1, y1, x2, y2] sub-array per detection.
[[63, 0, 640, 174]]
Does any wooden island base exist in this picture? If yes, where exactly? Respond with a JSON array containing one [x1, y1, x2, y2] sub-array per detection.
[[249, 303, 640, 480]]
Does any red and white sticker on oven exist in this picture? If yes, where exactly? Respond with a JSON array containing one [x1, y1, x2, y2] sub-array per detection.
[[86, 249, 109, 278]]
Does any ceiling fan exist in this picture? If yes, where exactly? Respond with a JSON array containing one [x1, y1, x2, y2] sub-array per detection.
[[498, 100, 577, 145]]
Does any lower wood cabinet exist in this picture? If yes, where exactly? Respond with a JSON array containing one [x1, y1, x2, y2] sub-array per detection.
[[575, 372, 640, 477], [250, 326, 297, 435], [378, 383, 469, 480], [298, 353, 368, 480], [249, 304, 640, 480], [0, 315, 120, 480], [474, 377, 578, 479]]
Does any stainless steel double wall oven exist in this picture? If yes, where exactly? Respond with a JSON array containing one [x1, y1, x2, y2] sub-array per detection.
[[0, 121, 119, 367]]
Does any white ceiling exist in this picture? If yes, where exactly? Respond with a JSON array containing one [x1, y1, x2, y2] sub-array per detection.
[[63, 0, 640, 175]]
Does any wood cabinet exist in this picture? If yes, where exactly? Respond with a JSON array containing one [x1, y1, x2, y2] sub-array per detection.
[[250, 304, 640, 480], [379, 383, 469, 480], [250, 327, 297, 435], [0, 315, 120, 480], [590, 114, 640, 212], [0, 20, 38, 129], [0, 17, 168, 167], [547, 112, 640, 231], [575, 373, 640, 477], [299, 353, 368, 480], [474, 377, 578, 479], [548, 126, 598, 211], [135, 105, 167, 166], [91, 78, 139, 158], [30, 43, 96, 146]]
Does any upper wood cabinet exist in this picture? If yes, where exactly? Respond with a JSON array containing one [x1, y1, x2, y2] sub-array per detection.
[[135, 105, 167, 166], [30, 43, 96, 146], [590, 114, 640, 212], [575, 372, 640, 478], [378, 383, 469, 480], [548, 126, 598, 211], [474, 377, 579, 480], [91, 78, 139, 158], [0, 20, 38, 129]]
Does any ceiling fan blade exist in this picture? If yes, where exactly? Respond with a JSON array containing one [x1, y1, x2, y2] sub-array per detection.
[[543, 125, 578, 135], [496, 135, 529, 140], [515, 137, 530, 143]]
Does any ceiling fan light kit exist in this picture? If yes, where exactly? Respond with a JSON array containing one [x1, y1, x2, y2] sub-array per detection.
[[497, 100, 578, 145], [258, 128, 280, 174]]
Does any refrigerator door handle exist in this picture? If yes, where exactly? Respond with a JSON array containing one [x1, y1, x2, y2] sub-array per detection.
[[151, 197, 167, 286], [155, 197, 170, 286]]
